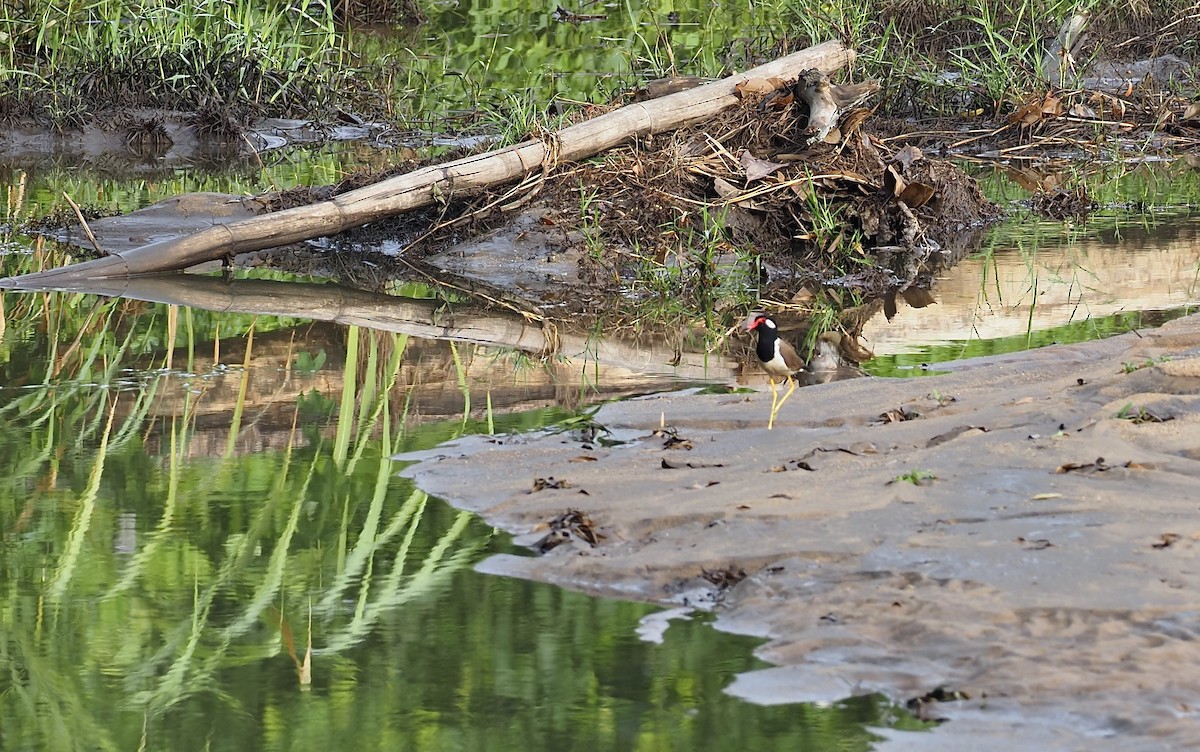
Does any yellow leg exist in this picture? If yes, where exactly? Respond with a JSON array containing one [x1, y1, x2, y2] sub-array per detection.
[[767, 376, 796, 430], [767, 377, 780, 430]]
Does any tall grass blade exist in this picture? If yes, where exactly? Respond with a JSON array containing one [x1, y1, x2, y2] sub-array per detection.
[[449, 340, 471, 430], [48, 395, 117, 602], [333, 325, 360, 467], [224, 319, 256, 458]]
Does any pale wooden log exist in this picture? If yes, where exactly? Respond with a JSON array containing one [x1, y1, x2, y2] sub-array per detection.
[[1, 40, 852, 288], [25, 275, 739, 380]]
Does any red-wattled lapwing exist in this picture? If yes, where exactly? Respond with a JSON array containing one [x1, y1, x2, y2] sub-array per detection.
[[745, 313, 805, 429]]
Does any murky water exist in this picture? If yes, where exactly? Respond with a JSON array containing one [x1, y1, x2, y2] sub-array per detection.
[[863, 163, 1200, 375], [3, 60, 1200, 751], [0, 303, 917, 750]]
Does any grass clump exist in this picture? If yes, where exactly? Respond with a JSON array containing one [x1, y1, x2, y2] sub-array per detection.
[[0, 0, 352, 127], [783, 0, 1200, 118]]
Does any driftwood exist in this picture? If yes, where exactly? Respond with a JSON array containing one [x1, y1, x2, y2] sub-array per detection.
[[0, 40, 853, 290]]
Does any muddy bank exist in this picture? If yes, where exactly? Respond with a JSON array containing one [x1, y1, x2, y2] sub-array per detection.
[[400, 313, 1200, 749]]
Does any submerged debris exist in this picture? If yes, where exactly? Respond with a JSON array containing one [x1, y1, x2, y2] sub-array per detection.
[[1032, 186, 1096, 219]]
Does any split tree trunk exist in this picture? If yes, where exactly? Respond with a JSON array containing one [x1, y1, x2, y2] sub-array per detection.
[[2, 40, 853, 289]]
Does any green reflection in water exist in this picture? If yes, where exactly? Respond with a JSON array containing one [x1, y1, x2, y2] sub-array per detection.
[[866, 307, 1194, 378], [0, 293, 925, 752]]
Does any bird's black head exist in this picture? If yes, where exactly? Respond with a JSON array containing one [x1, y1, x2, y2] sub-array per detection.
[[744, 313, 775, 332], [745, 313, 781, 364]]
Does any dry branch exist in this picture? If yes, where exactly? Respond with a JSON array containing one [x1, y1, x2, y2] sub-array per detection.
[[1, 40, 853, 289]]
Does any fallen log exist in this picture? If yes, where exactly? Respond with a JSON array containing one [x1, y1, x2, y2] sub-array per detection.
[[0, 40, 853, 290]]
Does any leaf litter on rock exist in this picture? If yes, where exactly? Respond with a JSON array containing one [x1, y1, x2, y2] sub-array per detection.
[[1054, 457, 1149, 474], [529, 509, 605, 552]]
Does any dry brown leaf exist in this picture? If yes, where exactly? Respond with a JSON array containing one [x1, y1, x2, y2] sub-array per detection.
[[835, 170, 875, 185], [1068, 102, 1097, 118], [898, 182, 937, 208], [1054, 457, 1137, 474], [740, 150, 787, 182], [1007, 167, 1066, 193], [901, 287, 936, 308], [1184, 101, 1200, 121], [713, 176, 740, 198], [735, 77, 779, 97], [1008, 101, 1043, 125], [894, 145, 924, 168], [790, 287, 816, 304], [926, 425, 987, 448], [838, 107, 872, 137], [884, 164, 907, 197], [1152, 533, 1180, 549]]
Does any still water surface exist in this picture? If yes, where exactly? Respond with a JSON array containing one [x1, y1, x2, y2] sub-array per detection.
[[0, 317, 914, 750], [3, 54, 1199, 749]]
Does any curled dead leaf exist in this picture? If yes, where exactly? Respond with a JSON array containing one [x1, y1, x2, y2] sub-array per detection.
[[884, 164, 906, 197], [1008, 100, 1044, 126], [901, 287, 936, 308], [837, 107, 872, 137], [898, 181, 937, 208], [740, 150, 787, 182]]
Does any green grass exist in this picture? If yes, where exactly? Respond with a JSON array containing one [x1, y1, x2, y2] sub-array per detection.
[[891, 468, 937, 485], [0, 0, 345, 125], [784, 0, 1199, 117], [4, 0, 1197, 134], [620, 205, 761, 344]]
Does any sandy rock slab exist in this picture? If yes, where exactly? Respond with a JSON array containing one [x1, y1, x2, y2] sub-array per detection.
[[400, 314, 1200, 750]]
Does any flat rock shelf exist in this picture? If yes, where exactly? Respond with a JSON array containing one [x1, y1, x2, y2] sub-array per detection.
[[401, 312, 1200, 750]]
